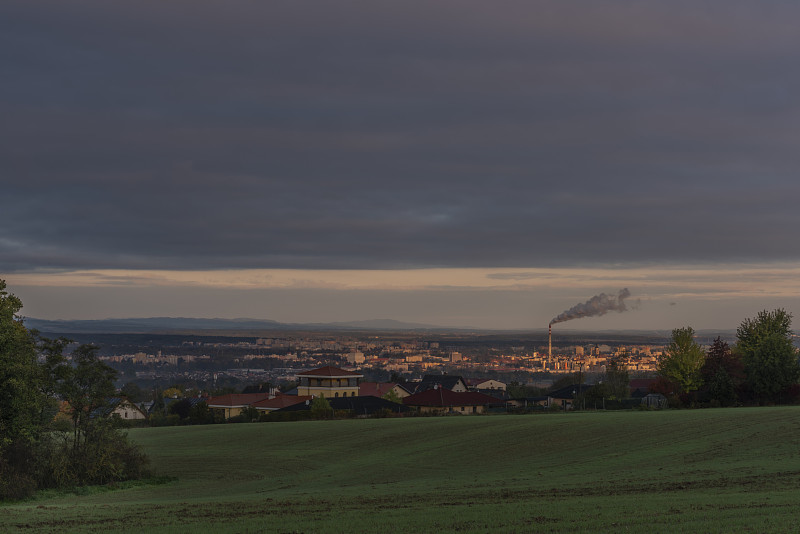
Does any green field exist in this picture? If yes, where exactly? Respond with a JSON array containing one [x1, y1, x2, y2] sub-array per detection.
[[4, 407, 800, 533]]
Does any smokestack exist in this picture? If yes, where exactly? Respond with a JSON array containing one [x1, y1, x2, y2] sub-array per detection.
[[548, 323, 552, 360]]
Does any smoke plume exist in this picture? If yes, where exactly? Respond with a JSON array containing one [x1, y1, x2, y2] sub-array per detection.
[[550, 288, 632, 326]]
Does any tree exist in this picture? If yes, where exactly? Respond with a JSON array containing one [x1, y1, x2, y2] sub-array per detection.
[[120, 382, 147, 403], [44, 343, 148, 487], [57, 344, 117, 453], [736, 309, 799, 403], [658, 327, 705, 395], [382, 388, 403, 405], [310, 396, 332, 419], [550, 373, 582, 391], [0, 280, 149, 498], [602, 355, 630, 400], [168, 398, 193, 420], [0, 281, 49, 498], [188, 401, 215, 425], [701, 337, 743, 407]]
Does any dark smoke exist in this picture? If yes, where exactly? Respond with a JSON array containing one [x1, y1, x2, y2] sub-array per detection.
[[550, 288, 632, 326]]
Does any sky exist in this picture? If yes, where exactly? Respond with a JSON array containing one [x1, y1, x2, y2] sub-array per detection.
[[3, 1, 800, 331]]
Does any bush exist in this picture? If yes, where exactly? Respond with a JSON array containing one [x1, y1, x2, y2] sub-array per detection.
[[0, 449, 37, 500], [36, 423, 150, 489]]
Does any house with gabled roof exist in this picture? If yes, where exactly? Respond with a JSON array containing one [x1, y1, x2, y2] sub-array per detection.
[[296, 366, 363, 398], [251, 395, 312, 413], [547, 384, 594, 410], [277, 395, 411, 416], [90, 397, 148, 421], [466, 378, 507, 392], [405, 374, 468, 394], [402, 388, 501, 414], [358, 382, 411, 399], [206, 393, 273, 419]]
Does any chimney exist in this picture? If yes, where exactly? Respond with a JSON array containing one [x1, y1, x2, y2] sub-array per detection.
[[549, 324, 552, 360]]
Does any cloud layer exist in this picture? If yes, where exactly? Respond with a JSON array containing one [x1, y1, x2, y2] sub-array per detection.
[[3, 1, 800, 273]]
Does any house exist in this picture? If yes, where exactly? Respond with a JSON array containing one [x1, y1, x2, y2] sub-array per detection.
[[467, 378, 507, 392], [547, 384, 594, 410], [358, 382, 411, 399], [206, 393, 273, 419], [91, 397, 148, 421], [405, 374, 468, 394], [277, 396, 411, 416], [296, 366, 363, 398], [251, 395, 312, 413], [506, 396, 549, 409], [402, 388, 501, 414]]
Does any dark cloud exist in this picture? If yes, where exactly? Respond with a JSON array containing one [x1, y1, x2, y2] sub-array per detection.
[[3, 1, 800, 272]]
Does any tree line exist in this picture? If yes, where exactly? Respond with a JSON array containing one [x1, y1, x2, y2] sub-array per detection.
[[656, 309, 800, 407], [0, 281, 148, 500]]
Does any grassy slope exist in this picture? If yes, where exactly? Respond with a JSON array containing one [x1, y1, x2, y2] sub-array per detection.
[[3, 407, 800, 533]]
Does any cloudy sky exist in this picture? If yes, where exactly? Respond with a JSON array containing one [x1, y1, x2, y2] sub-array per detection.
[[3, 1, 800, 330]]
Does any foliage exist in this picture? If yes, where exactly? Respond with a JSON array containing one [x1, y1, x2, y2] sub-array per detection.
[[57, 345, 117, 452], [0, 281, 50, 499], [168, 398, 193, 420], [46, 343, 149, 488], [736, 309, 800, 403], [658, 327, 705, 395], [0, 279, 149, 500], [550, 373, 582, 391], [506, 381, 545, 399], [382, 389, 403, 404], [38, 420, 149, 488], [119, 382, 148, 403], [310, 396, 333, 419], [188, 401, 215, 425], [162, 387, 182, 399], [241, 382, 272, 394], [601, 355, 630, 400], [242, 406, 260, 422], [700, 337, 743, 407]]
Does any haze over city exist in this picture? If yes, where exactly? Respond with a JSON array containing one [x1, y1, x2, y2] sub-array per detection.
[[3, 1, 800, 330]]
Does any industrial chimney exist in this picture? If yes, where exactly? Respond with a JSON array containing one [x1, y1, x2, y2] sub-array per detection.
[[548, 324, 552, 360]]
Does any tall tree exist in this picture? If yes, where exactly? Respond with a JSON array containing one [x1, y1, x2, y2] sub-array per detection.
[[56, 344, 117, 453], [701, 337, 743, 406], [602, 355, 631, 400], [0, 281, 49, 498], [0, 280, 149, 498], [736, 309, 799, 403], [658, 327, 705, 395]]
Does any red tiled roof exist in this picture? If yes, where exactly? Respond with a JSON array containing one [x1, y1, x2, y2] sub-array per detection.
[[206, 393, 272, 407], [359, 382, 397, 398], [402, 389, 501, 407], [297, 366, 363, 378], [252, 395, 312, 410]]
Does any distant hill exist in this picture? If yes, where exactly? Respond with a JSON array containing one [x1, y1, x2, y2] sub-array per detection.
[[23, 317, 738, 341], [23, 316, 447, 334]]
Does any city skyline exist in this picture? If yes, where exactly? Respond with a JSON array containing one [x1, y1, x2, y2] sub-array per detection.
[[3, 2, 800, 330]]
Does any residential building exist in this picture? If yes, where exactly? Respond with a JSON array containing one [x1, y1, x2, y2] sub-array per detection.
[[296, 366, 363, 398]]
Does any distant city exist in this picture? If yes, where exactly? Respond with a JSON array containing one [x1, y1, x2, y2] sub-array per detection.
[[28, 318, 736, 393]]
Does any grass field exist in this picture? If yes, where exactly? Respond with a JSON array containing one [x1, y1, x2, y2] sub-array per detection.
[[3, 407, 800, 533]]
